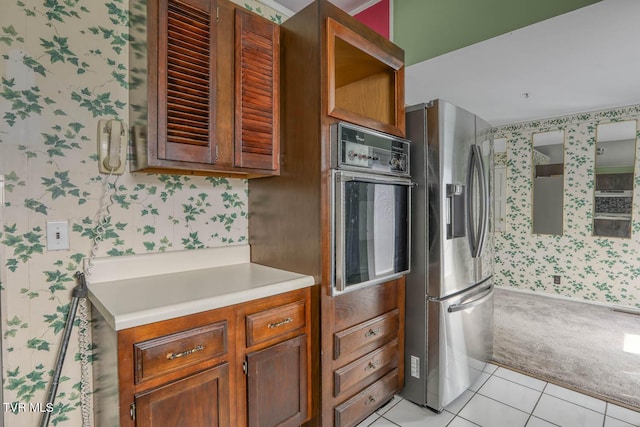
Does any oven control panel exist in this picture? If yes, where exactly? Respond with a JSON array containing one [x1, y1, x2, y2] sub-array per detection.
[[335, 123, 410, 176]]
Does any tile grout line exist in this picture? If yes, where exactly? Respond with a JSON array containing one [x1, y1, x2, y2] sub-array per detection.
[[496, 368, 612, 417], [599, 402, 640, 427], [475, 368, 544, 423], [525, 381, 563, 427], [481, 368, 592, 426], [542, 389, 608, 416], [364, 366, 640, 427], [602, 402, 607, 427], [493, 369, 547, 393], [444, 366, 505, 427]]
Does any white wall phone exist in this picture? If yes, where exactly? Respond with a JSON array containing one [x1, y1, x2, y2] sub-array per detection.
[[97, 119, 127, 174]]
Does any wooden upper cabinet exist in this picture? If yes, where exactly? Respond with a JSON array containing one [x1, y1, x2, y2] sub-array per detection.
[[130, 0, 280, 178], [158, 0, 217, 164], [234, 8, 280, 172], [326, 17, 405, 137]]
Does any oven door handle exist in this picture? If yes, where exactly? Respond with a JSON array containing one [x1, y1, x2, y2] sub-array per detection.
[[336, 173, 416, 187]]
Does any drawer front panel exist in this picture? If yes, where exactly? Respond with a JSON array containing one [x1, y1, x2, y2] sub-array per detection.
[[334, 280, 398, 331], [134, 321, 227, 384], [334, 368, 399, 427], [334, 309, 399, 360], [334, 339, 398, 397], [246, 300, 306, 347]]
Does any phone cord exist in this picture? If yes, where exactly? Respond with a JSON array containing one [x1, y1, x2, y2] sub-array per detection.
[[80, 170, 118, 427]]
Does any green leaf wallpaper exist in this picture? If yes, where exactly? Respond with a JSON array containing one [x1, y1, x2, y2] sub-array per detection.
[[494, 106, 640, 309], [2, 0, 639, 425], [0, 0, 285, 425]]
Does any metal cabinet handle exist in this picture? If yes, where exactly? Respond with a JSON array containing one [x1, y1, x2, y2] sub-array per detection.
[[167, 344, 204, 360], [268, 317, 293, 329], [364, 396, 377, 406], [364, 328, 381, 338]]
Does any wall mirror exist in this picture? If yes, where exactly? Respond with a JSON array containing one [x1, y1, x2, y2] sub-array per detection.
[[532, 130, 565, 235], [494, 138, 507, 232], [593, 120, 637, 238]]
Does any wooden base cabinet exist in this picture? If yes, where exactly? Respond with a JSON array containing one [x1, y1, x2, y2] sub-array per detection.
[[236, 289, 312, 427], [92, 287, 312, 427], [324, 279, 405, 427], [134, 363, 230, 426], [246, 335, 307, 427]]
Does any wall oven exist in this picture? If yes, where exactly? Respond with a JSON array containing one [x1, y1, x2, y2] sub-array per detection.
[[331, 122, 413, 295]]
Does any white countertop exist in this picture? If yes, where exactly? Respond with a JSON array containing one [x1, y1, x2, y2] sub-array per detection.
[[86, 245, 315, 330]]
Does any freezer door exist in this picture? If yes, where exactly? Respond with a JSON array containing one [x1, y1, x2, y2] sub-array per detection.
[[426, 282, 494, 412]]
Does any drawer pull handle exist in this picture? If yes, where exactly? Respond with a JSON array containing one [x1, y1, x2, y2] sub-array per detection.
[[364, 328, 381, 338], [167, 344, 204, 360], [268, 317, 293, 329], [365, 360, 380, 371], [364, 395, 377, 406]]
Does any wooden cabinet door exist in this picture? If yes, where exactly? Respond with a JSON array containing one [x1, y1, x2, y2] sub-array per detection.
[[135, 362, 230, 427], [234, 8, 280, 172], [246, 335, 307, 427], [157, 0, 217, 164]]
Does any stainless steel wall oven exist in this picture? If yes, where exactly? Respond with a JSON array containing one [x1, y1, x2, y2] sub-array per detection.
[[331, 122, 412, 295]]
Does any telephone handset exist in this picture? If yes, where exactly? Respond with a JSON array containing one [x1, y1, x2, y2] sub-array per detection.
[[97, 119, 128, 175]]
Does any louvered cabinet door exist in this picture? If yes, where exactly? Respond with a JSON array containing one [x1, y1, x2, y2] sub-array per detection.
[[158, 0, 217, 164], [234, 8, 280, 172]]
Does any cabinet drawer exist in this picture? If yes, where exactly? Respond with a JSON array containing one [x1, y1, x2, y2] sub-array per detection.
[[334, 309, 399, 360], [246, 300, 306, 347], [334, 368, 399, 427], [334, 339, 398, 397], [134, 321, 227, 384]]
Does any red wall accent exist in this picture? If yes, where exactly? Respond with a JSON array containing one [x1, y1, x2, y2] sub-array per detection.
[[354, 0, 390, 39]]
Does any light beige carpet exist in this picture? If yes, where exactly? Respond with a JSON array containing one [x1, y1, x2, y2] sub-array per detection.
[[493, 287, 640, 409]]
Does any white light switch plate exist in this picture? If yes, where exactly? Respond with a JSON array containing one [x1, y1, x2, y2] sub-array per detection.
[[46, 220, 69, 251]]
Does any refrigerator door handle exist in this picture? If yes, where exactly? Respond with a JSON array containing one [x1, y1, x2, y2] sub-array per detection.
[[466, 146, 479, 257], [447, 285, 494, 313], [475, 144, 489, 258], [466, 144, 489, 258]]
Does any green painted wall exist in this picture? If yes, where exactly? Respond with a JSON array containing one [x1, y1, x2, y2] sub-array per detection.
[[394, 0, 601, 65]]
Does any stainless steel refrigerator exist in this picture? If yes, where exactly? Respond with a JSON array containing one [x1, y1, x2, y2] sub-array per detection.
[[402, 100, 494, 412]]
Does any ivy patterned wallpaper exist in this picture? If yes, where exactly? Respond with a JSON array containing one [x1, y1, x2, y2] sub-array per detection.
[[0, 1, 286, 425], [494, 105, 640, 309]]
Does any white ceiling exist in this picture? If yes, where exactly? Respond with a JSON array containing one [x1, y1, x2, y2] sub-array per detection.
[[405, 0, 640, 126], [271, 0, 640, 127]]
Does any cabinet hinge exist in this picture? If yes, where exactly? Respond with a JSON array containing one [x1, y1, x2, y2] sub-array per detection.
[[242, 359, 248, 375], [130, 402, 136, 421]]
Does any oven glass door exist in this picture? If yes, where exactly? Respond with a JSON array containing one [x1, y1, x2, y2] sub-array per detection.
[[334, 170, 411, 294]]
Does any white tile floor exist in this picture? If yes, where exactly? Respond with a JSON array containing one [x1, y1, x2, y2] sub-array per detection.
[[357, 364, 640, 427]]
